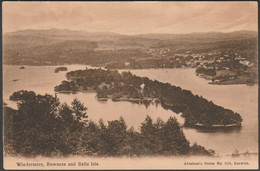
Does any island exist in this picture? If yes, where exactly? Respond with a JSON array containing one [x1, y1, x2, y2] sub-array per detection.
[[54, 68, 243, 129], [54, 66, 68, 73]]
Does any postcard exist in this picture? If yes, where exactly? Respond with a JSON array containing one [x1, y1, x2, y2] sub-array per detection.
[[2, 1, 258, 170]]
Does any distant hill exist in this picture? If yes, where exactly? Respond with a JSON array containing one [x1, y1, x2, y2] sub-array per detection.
[[3, 29, 257, 66], [4, 29, 128, 42], [137, 30, 257, 40], [5, 28, 89, 36], [5, 28, 257, 41]]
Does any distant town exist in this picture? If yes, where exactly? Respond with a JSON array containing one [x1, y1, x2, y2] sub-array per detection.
[[106, 50, 257, 85]]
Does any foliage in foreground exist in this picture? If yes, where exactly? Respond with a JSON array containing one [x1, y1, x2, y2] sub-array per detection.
[[4, 90, 215, 157]]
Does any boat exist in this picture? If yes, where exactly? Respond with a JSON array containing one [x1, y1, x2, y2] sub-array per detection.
[[98, 98, 108, 101], [54, 67, 68, 73], [195, 122, 241, 129], [112, 98, 120, 102]]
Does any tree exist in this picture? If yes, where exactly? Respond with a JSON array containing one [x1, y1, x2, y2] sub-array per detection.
[[140, 115, 157, 155], [105, 117, 127, 156], [161, 117, 190, 155], [153, 118, 165, 153], [59, 103, 74, 124], [7, 91, 69, 156], [71, 98, 88, 123]]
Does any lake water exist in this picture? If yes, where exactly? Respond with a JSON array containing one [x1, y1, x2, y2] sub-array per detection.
[[3, 65, 258, 156]]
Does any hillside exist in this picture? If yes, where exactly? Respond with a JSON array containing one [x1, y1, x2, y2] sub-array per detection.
[[3, 29, 257, 67]]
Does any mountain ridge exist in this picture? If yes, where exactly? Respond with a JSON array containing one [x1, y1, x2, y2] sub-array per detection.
[[5, 28, 257, 38]]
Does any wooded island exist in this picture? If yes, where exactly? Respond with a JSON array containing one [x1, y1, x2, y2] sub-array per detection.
[[55, 68, 242, 129]]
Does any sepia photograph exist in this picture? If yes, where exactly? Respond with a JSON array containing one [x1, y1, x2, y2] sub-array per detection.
[[2, 1, 258, 170]]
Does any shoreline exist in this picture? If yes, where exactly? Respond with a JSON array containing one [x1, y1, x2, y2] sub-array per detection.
[[55, 89, 242, 130], [196, 73, 257, 86], [5, 64, 256, 86]]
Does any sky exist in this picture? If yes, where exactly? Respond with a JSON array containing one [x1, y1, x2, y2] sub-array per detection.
[[2, 1, 258, 34]]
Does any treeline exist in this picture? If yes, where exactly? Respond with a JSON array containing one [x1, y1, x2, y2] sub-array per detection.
[[106, 58, 187, 69], [4, 90, 214, 157], [55, 68, 242, 128], [196, 67, 216, 77]]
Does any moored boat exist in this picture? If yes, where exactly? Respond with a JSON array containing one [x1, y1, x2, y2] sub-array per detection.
[[195, 122, 241, 129]]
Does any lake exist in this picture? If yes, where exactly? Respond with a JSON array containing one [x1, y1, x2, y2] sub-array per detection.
[[3, 65, 258, 156]]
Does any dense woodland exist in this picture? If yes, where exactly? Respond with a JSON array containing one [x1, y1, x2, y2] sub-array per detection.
[[4, 90, 214, 157], [55, 68, 242, 128]]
